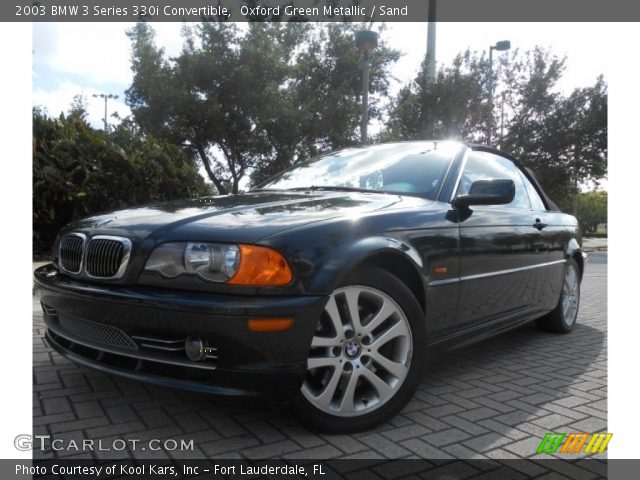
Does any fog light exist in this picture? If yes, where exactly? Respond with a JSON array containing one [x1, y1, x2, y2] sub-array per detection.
[[185, 337, 206, 361]]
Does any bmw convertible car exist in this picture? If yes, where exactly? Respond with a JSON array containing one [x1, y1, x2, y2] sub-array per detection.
[[34, 141, 584, 432]]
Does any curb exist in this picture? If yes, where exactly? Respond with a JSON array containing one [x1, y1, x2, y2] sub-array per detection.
[[583, 247, 607, 253]]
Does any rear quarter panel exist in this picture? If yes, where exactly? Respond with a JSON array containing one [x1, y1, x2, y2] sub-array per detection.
[[543, 210, 582, 310]]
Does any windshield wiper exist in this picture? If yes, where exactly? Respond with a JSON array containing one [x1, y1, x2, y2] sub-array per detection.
[[285, 185, 382, 193]]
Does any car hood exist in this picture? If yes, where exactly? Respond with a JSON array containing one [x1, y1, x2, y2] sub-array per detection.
[[71, 191, 431, 244]]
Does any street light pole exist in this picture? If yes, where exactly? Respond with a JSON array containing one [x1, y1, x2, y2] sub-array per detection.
[[486, 40, 510, 146], [488, 46, 494, 145], [425, 0, 437, 83], [92, 93, 119, 131], [499, 91, 506, 146], [356, 30, 378, 145], [361, 52, 370, 144]]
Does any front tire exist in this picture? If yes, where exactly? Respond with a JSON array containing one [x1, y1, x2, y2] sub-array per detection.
[[291, 265, 426, 433], [536, 257, 581, 333]]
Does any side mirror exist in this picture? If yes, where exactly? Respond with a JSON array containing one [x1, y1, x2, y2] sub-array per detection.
[[453, 179, 515, 207]]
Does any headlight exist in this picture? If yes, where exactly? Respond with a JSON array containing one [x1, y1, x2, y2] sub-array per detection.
[[143, 242, 292, 286], [184, 243, 240, 281]]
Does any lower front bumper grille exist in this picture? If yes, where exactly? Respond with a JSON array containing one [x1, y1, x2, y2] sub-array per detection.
[[46, 330, 219, 383], [41, 303, 217, 371], [58, 314, 138, 350]]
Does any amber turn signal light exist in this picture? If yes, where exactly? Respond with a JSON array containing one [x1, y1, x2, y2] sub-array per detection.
[[247, 318, 294, 332], [227, 245, 293, 286]]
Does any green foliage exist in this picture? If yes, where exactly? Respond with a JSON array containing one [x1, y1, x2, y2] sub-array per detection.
[[125, 22, 400, 192], [383, 50, 490, 142], [499, 50, 607, 207], [384, 47, 607, 210], [33, 108, 211, 255], [68, 94, 89, 122], [576, 190, 607, 235]]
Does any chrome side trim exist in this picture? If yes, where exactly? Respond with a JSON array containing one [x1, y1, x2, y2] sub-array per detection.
[[428, 277, 460, 287], [429, 259, 566, 287], [58, 232, 86, 275], [84, 235, 132, 280]]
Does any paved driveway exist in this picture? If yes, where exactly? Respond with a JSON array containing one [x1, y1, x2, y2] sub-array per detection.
[[33, 254, 607, 460]]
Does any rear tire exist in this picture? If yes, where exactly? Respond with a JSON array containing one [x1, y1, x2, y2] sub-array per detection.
[[291, 265, 426, 433], [536, 257, 581, 333]]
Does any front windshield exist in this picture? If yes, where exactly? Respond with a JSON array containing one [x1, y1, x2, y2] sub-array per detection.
[[257, 142, 460, 200]]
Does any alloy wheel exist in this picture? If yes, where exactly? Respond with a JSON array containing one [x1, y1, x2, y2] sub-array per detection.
[[301, 285, 413, 417], [562, 264, 580, 326]]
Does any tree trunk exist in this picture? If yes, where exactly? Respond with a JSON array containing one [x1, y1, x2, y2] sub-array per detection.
[[219, 143, 241, 194], [572, 154, 579, 216], [195, 144, 227, 195]]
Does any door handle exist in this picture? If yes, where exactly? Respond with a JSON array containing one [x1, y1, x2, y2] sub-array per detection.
[[533, 219, 548, 230]]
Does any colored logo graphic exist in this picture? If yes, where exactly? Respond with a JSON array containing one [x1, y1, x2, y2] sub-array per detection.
[[537, 432, 612, 454]]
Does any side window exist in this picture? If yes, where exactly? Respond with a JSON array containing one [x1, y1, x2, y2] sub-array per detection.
[[457, 152, 531, 209], [518, 170, 547, 211]]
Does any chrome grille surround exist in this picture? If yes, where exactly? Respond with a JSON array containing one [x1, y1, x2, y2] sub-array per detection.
[[57, 233, 132, 280], [58, 233, 86, 274], [85, 235, 132, 280]]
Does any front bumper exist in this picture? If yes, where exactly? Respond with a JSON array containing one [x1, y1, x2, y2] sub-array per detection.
[[34, 264, 327, 398]]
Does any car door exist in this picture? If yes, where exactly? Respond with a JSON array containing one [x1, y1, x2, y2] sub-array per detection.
[[518, 169, 566, 312], [453, 151, 548, 331]]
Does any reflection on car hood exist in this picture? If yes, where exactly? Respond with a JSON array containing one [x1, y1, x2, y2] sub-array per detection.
[[71, 191, 432, 243]]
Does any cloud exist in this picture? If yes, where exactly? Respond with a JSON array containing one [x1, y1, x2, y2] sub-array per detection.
[[32, 23, 187, 128], [33, 23, 134, 86], [33, 23, 187, 87]]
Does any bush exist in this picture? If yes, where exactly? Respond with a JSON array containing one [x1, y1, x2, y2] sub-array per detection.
[[576, 190, 607, 235], [33, 109, 211, 256]]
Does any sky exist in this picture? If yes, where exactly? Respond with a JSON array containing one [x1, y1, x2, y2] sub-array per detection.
[[33, 22, 609, 130]]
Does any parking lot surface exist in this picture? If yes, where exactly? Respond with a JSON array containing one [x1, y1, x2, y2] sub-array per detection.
[[33, 254, 607, 461]]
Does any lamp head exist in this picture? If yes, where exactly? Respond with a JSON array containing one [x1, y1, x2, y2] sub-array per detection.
[[355, 30, 378, 54]]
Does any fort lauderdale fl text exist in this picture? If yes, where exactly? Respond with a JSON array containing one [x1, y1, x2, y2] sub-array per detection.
[[17, 463, 325, 476]]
